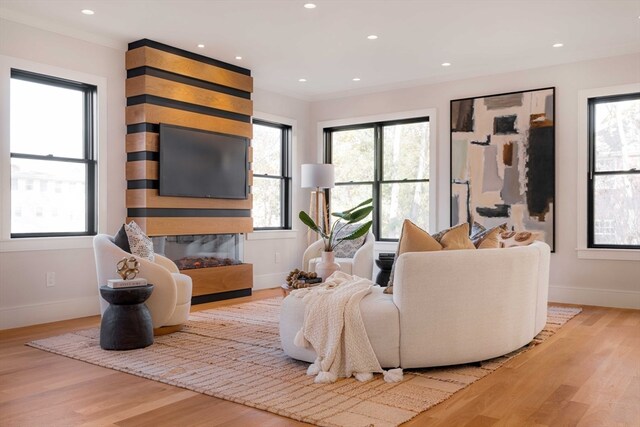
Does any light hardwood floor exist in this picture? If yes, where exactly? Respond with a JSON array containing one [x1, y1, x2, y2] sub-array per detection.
[[1, 289, 638, 426]]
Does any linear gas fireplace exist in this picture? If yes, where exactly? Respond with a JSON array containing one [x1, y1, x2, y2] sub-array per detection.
[[152, 233, 252, 304]]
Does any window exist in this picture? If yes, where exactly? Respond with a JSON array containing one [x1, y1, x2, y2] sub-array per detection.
[[251, 119, 291, 229], [325, 117, 430, 240], [587, 92, 640, 249], [10, 69, 97, 238]]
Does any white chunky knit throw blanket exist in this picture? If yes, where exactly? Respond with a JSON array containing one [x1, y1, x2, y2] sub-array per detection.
[[293, 271, 403, 384]]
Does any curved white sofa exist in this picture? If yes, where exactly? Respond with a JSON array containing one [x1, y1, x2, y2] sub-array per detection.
[[280, 241, 550, 369]]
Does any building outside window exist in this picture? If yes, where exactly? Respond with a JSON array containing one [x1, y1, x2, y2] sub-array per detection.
[[10, 69, 97, 237], [324, 117, 430, 240], [587, 92, 639, 249], [251, 119, 292, 230]]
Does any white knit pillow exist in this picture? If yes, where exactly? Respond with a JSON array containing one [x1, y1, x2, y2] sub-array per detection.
[[124, 221, 155, 261]]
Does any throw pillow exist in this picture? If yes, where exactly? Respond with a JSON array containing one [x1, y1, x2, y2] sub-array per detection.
[[470, 221, 487, 239], [124, 220, 155, 261], [113, 224, 131, 253], [472, 223, 507, 249], [384, 220, 442, 294], [437, 223, 476, 250], [333, 224, 367, 258], [499, 230, 539, 248]]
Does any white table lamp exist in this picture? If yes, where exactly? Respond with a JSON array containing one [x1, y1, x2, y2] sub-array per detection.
[[301, 164, 334, 243]]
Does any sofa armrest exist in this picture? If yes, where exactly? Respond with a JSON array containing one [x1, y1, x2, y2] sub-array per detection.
[[154, 254, 180, 274], [135, 257, 178, 328], [351, 232, 374, 279], [302, 238, 324, 271]]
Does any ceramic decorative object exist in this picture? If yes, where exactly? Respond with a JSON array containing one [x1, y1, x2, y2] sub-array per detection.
[[116, 256, 140, 280], [315, 251, 341, 281]]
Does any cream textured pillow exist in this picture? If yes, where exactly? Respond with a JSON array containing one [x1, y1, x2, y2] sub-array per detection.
[[125, 221, 155, 261], [384, 220, 442, 294], [333, 224, 367, 258], [499, 230, 539, 248]]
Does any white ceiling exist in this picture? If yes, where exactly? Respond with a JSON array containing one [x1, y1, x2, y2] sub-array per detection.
[[1, 0, 639, 100]]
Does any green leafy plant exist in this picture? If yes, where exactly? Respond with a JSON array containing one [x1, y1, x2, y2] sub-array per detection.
[[299, 198, 373, 252]]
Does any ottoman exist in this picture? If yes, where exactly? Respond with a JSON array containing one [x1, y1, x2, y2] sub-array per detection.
[[279, 286, 400, 368]]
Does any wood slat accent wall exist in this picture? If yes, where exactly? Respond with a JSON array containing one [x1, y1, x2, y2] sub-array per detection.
[[125, 39, 253, 237]]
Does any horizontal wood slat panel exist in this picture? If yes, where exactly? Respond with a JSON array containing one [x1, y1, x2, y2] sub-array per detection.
[[126, 104, 252, 139], [128, 217, 253, 236], [181, 264, 253, 296], [126, 132, 159, 153], [126, 160, 158, 180], [126, 46, 253, 93], [127, 189, 252, 209], [127, 75, 253, 116]]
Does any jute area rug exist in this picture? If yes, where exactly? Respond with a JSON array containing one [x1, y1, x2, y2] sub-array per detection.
[[29, 299, 581, 427]]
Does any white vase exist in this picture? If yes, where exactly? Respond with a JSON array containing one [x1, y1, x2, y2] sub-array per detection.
[[316, 251, 340, 281]]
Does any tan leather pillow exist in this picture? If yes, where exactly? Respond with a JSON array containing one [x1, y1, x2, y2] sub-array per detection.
[[472, 223, 508, 249], [384, 220, 442, 294], [438, 223, 476, 250]]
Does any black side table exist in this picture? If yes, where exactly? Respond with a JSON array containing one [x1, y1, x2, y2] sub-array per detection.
[[99, 285, 154, 350], [375, 254, 395, 287]]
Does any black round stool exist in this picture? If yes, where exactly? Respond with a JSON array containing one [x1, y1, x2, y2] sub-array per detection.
[[99, 284, 154, 350], [375, 256, 395, 287]]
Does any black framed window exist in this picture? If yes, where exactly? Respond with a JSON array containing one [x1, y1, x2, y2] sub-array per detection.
[[587, 92, 640, 249], [10, 69, 97, 238], [252, 119, 292, 230], [324, 117, 430, 241]]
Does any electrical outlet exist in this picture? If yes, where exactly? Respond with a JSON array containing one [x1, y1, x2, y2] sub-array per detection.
[[46, 272, 55, 287], [274, 252, 281, 264]]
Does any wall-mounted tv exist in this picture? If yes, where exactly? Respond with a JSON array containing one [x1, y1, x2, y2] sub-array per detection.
[[159, 124, 248, 199]]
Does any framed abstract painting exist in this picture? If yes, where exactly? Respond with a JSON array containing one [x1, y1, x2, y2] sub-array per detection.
[[450, 87, 555, 250]]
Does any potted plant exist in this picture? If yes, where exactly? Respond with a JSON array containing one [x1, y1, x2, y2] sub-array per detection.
[[299, 198, 373, 280]]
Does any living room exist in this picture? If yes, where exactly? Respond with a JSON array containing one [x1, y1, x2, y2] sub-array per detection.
[[0, 1, 638, 426]]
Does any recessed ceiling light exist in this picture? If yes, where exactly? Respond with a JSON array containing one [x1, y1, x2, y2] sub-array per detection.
[[197, 44, 205, 48], [352, 78, 361, 81], [81, 9, 95, 15], [367, 35, 378, 40], [441, 62, 451, 67], [552, 43, 564, 48], [298, 78, 307, 82], [304, 3, 317, 8], [235, 56, 242, 60]]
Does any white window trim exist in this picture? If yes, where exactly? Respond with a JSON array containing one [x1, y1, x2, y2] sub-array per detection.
[[317, 108, 438, 235], [246, 111, 297, 240], [0, 55, 108, 252], [576, 83, 640, 261]]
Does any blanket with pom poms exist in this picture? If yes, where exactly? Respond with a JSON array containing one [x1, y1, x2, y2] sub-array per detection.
[[293, 271, 403, 384]]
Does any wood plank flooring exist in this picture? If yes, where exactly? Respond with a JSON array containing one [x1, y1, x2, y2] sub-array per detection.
[[1, 289, 638, 426]]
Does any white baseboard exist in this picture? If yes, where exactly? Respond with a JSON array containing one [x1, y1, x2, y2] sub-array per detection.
[[252, 272, 288, 291], [549, 285, 640, 309], [0, 296, 100, 330]]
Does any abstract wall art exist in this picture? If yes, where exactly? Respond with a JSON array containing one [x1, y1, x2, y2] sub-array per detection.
[[450, 87, 555, 250]]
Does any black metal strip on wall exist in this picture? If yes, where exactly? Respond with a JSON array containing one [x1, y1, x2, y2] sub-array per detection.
[[127, 95, 251, 123], [127, 152, 159, 162], [127, 67, 251, 100], [127, 208, 251, 218], [128, 123, 159, 134], [127, 180, 159, 190], [128, 39, 251, 76]]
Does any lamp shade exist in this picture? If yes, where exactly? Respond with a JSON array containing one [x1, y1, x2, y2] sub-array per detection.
[[301, 163, 335, 189]]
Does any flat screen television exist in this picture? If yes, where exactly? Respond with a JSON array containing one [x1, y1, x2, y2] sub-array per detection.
[[159, 124, 248, 199]]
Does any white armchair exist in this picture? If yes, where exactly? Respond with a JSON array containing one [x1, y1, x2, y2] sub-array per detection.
[[93, 234, 192, 330], [302, 231, 375, 279]]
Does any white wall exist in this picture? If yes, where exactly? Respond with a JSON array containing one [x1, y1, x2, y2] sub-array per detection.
[[309, 52, 640, 309], [0, 19, 126, 329]]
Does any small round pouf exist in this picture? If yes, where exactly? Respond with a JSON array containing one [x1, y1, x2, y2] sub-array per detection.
[[99, 285, 154, 351]]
